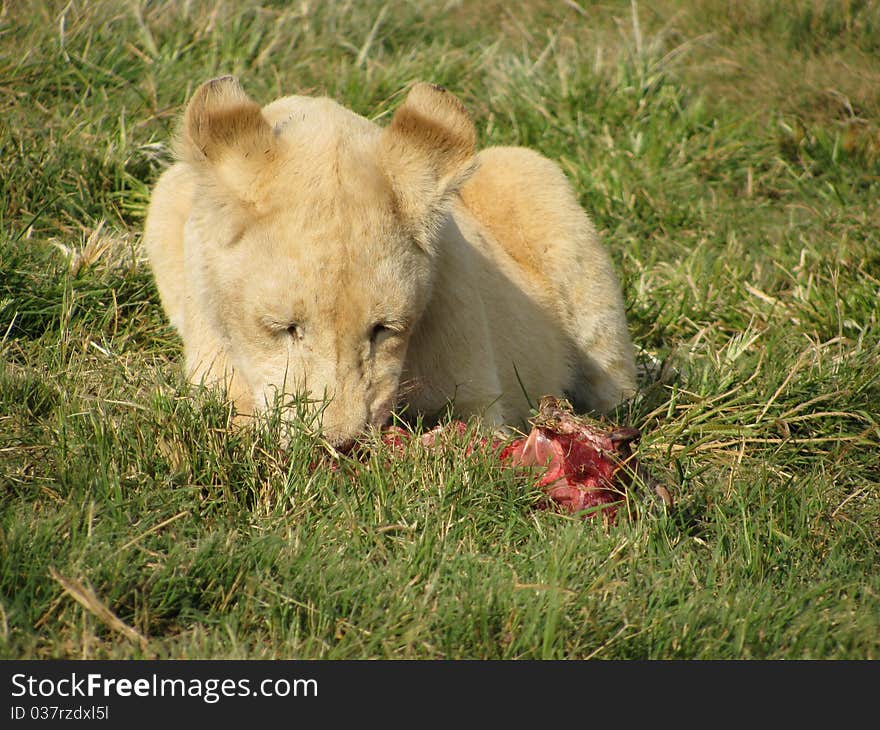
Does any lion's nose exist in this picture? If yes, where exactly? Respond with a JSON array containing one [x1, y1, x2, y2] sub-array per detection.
[[321, 410, 363, 453], [320, 396, 368, 455]]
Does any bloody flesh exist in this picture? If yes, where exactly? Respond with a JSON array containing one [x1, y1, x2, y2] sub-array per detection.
[[378, 396, 671, 521]]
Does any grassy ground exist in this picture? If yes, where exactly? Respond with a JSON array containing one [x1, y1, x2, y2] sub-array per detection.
[[1, 0, 878, 659]]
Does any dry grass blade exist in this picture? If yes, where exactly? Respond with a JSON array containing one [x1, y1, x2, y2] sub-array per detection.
[[120, 510, 189, 551], [48, 567, 152, 656]]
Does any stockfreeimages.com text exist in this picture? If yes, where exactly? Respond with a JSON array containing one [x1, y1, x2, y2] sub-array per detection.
[[10, 673, 317, 705]]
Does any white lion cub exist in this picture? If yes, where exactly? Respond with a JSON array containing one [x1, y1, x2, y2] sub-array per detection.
[[144, 76, 637, 449]]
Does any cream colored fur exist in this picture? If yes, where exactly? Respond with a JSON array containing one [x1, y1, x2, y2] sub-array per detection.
[[143, 76, 637, 448]]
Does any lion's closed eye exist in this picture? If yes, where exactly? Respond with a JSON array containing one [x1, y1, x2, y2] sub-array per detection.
[[370, 321, 407, 348], [370, 323, 392, 345], [287, 323, 304, 341], [260, 316, 305, 342]]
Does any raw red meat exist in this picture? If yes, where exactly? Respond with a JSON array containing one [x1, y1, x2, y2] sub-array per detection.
[[378, 396, 671, 522], [499, 396, 671, 520]]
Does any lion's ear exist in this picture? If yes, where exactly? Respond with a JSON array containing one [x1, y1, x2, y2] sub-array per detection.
[[380, 83, 477, 247], [178, 75, 274, 163], [176, 76, 277, 207]]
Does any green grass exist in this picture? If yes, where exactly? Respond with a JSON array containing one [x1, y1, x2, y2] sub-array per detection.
[[1, 0, 878, 659]]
